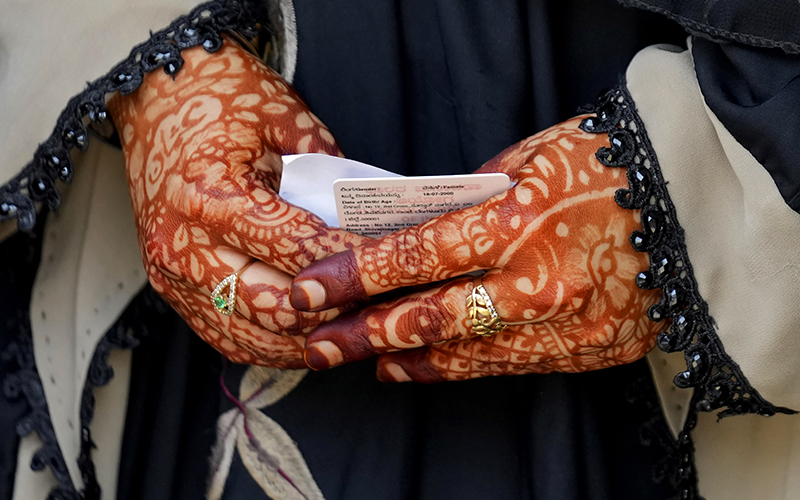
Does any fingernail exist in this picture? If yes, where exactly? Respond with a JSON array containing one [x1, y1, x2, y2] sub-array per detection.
[[378, 362, 412, 383], [305, 340, 343, 370], [291, 279, 327, 310]]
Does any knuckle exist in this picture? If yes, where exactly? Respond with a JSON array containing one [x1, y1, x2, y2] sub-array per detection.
[[391, 228, 429, 280], [408, 295, 458, 344]]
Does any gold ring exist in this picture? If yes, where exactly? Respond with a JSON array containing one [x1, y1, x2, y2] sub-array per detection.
[[211, 261, 256, 316], [466, 275, 507, 337]]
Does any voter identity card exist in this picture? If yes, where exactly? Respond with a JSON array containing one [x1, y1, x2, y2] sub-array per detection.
[[333, 174, 511, 237]]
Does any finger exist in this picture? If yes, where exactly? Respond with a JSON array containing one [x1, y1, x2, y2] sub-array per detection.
[[172, 162, 370, 276], [173, 245, 354, 336], [374, 322, 651, 382], [290, 195, 515, 311], [374, 339, 599, 383], [151, 269, 308, 367], [303, 277, 475, 370], [182, 281, 310, 365], [114, 38, 368, 277], [192, 314, 308, 369]]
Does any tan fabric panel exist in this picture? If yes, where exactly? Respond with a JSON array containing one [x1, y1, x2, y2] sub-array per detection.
[[646, 349, 693, 438], [29, 138, 146, 490], [694, 411, 800, 500], [11, 435, 59, 500], [0, 0, 202, 187], [627, 43, 800, 499], [627, 44, 800, 410]]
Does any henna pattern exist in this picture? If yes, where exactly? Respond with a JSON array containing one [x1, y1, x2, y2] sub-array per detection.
[[294, 117, 662, 380], [109, 37, 368, 366]]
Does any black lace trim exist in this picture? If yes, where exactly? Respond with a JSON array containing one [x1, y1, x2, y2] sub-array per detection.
[[0, 1, 280, 497], [626, 374, 702, 499], [579, 82, 797, 420], [2, 310, 72, 490], [3, 286, 170, 500], [0, 0, 267, 233]]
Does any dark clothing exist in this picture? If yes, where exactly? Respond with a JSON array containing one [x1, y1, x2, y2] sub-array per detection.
[[7, 0, 799, 499]]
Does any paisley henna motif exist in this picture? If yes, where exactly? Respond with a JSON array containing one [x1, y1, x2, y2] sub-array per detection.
[[293, 117, 662, 379], [110, 37, 367, 367]]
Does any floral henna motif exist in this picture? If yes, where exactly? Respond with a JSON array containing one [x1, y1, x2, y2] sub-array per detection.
[[110, 37, 368, 366], [294, 117, 662, 378]]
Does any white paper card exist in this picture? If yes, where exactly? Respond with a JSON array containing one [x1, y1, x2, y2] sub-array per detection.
[[279, 154, 401, 227], [334, 174, 511, 237], [279, 153, 511, 236]]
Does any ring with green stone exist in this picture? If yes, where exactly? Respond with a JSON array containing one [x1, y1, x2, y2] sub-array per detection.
[[210, 260, 255, 316]]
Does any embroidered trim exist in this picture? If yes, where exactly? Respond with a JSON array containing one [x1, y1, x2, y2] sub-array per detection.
[[579, 83, 797, 420], [625, 373, 701, 498], [2, 309, 73, 490], [1, 0, 289, 496], [3, 285, 169, 500], [616, 0, 800, 55], [0, 0, 268, 233]]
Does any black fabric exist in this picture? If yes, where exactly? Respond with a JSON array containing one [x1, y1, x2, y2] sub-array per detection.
[[116, 297, 223, 500], [218, 359, 679, 500], [0, 223, 44, 500], [692, 37, 800, 212], [291, 0, 686, 176], [617, 0, 800, 54], [0, 1, 695, 499]]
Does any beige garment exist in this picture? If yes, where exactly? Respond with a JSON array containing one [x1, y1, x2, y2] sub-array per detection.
[[0, 0, 203, 187], [21, 140, 145, 494], [629, 44, 800, 499], [0, 0, 215, 495], [2, 0, 299, 496]]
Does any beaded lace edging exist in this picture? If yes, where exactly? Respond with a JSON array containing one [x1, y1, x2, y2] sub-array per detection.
[[2, 1, 274, 498], [0, 0, 266, 233], [579, 83, 796, 419], [4, 287, 169, 500]]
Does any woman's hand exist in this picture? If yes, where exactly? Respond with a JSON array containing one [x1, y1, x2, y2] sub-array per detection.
[[291, 117, 662, 381], [109, 37, 368, 368]]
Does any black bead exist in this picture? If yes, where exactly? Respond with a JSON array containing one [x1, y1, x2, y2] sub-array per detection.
[[203, 37, 222, 51], [30, 176, 50, 196], [666, 284, 685, 309], [648, 304, 664, 322], [598, 104, 613, 122], [653, 253, 673, 281], [632, 166, 651, 196], [631, 231, 649, 251], [75, 134, 88, 150], [58, 163, 73, 182], [643, 210, 663, 235], [0, 202, 18, 216], [672, 313, 693, 338], [688, 351, 707, 373], [635, 271, 653, 289], [657, 331, 679, 352], [582, 117, 596, 131], [147, 51, 167, 65], [706, 376, 731, 407], [673, 370, 694, 389]]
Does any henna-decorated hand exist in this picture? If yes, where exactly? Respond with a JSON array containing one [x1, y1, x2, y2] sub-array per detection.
[[109, 37, 368, 368], [291, 117, 662, 381]]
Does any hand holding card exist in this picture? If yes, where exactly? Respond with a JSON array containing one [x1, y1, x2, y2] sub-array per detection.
[[291, 116, 662, 382]]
